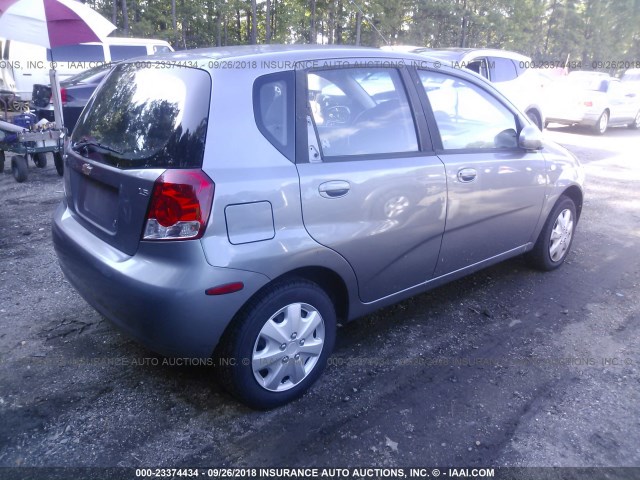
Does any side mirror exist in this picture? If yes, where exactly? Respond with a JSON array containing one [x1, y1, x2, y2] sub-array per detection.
[[519, 125, 543, 151]]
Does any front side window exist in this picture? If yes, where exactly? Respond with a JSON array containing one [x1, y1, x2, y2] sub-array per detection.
[[307, 67, 418, 158], [419, 70, 518, 150]]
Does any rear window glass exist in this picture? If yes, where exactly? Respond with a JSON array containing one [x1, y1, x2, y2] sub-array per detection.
[[489, 57, 518, 82], [47, 44, 104, 62], [72, 63, 211, 169], [109, 45, 147, 61]]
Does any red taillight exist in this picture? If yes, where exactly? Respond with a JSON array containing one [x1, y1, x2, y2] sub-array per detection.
[[583, 100, 593, 107], [143, 169, 214, 241], [60, 88, 68, 104]]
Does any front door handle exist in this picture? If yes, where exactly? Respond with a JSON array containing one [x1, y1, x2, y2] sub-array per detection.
[[319, 180, 351, 198], [457, 168, 477, 183]]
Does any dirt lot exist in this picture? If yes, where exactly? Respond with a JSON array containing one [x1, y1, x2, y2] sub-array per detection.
[[0, 126, 639, 476]]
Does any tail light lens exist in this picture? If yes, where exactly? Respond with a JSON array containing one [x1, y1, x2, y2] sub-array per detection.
[[583, 100, 593, 107], [51, 88, 69, 105], [143, 169, 214, 241]]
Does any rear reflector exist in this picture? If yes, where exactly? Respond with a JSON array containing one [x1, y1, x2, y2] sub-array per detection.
[[583, 101, 593, 107], [205, 282, 244, 295], [143, 169, 214, 241]]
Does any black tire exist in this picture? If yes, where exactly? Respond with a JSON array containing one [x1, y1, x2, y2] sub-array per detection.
[[34, 152, 47, 168], [217, 279, 336, 409], [11, 155, 28, 183], [628, 110, 640, 130], [593, 110, 609, 135], [526, 196, 577, 271], [526, 110, 543, 130], [53, 151, 64, 176], [0, 150, 5, 173]]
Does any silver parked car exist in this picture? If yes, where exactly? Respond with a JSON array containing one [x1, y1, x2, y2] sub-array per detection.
[[53, 46, 585, 408]]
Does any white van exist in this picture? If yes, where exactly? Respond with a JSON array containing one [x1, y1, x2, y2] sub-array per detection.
[[1, 37, 173, 101]]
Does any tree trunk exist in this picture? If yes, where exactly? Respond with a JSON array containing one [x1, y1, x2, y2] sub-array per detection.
[[121, 0, 129, 35], [236, 8, 241, 43], [309, 0, 316, 43], [265, 0, 271, 44], [216, 2, 222, 47], [171, 0, 177, 34], [111, 0, 117, 25], [336, 0, 343, 44], [355, 10, 362, 46], [251, 0, 258, 44], [328, 1, 335, 44]]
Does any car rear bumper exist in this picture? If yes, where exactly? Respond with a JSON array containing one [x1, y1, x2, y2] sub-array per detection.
[[52, 201, 270, 358]]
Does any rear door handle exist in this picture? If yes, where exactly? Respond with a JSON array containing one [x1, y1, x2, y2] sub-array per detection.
[[319, 180, 350, 198], [457, 168, 477, 183]]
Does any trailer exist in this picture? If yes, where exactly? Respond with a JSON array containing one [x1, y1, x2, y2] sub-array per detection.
[[0, 118, 65, 183]]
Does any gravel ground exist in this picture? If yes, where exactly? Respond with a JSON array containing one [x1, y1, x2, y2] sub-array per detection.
[[0, 126, 639, 477]]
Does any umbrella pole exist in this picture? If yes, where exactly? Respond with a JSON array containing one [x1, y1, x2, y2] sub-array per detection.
[[49, 69, 64, 131]]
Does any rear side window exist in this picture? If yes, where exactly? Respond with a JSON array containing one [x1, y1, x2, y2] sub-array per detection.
[[47, 44, 104, 62], [109, 45, 147, 61], [253, 71, 295, 161], [153, 45, 172, 54], [72, 63, 211, 169]]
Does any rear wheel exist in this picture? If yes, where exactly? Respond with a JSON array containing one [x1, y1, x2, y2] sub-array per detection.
[[11, 155, 28, 183], [217, 279, 336, 409], [628, 110, 640, 130], [526, 196, 577, 271], [34, 152, 47, 168], [593, 110, 609, 135], [53, 151, 64, 176]]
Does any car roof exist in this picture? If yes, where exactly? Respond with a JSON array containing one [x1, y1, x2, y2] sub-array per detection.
[[382, 46, 530, 62], [145, 44, 443, 64], [104, 37, 172, 47], [568, 71, 611, 78]]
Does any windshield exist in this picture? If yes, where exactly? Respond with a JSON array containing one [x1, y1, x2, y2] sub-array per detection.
[[72, 62, 211, 169]]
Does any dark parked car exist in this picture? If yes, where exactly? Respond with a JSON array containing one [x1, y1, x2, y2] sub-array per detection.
[[53, 46, 584, 409], [31, 62, 114, 133]]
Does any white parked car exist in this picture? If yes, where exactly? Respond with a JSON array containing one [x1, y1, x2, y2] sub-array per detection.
[[544, 71, 640, 134], [382, 47, 546, 130]]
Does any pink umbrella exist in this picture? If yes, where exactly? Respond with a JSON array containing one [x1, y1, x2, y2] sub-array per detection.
[[0, 0, 115, 130], [0, 0, 115, 47]]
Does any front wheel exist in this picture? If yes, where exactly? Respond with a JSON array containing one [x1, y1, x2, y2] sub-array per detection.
[[526, 196, 577, 271], [526, 110, 543, 130], [11, 155, 28, 183], [217, 279, 336, 409]]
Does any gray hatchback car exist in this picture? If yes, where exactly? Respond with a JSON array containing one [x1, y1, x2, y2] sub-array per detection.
[[53, 45, 585, 409]]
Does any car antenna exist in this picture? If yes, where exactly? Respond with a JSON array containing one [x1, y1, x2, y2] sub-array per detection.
[[349, 0, 390, 45]]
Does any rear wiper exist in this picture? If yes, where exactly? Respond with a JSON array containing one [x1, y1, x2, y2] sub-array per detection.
[[73, 139, 123, 155]]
